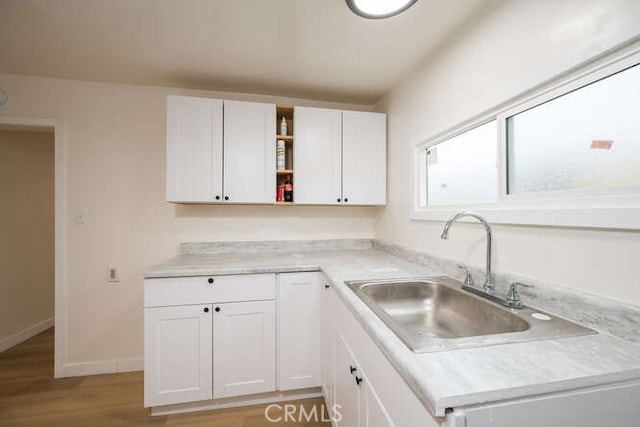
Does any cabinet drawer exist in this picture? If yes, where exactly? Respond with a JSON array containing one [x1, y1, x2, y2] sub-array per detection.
[[145, 274, 276, 307]]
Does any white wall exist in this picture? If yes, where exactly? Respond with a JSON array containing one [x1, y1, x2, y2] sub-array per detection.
[[377, 0, 640, 305], [0, 129, 55, 347], [0, 73, 380, 369]]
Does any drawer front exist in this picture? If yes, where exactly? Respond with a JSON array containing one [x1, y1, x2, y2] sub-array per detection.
[[145, 274, 276, 307]]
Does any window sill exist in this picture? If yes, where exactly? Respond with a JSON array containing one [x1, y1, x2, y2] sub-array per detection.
[[411, 205, 640, 230]]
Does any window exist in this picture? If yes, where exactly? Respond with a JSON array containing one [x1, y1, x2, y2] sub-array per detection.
[[424, 121, 497, 206], [414, 44, 640, 229], [507, 64, 640, 195]]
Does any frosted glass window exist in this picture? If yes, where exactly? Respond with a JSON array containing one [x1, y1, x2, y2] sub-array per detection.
[[426, 121, 498, 206], [507, 64, 640, 194]]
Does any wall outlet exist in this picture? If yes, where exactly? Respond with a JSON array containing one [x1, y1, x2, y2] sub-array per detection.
[[107, 265, 120, 282]]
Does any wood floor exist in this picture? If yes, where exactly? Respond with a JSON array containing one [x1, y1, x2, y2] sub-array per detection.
[[0, 329, 331, 426]]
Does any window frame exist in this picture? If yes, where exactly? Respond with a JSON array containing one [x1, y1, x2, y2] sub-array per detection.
[[412, 43, 640, 230]]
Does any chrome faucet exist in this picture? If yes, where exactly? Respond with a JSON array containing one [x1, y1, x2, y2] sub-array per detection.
[[441, 211, 494, 293], [441, 211, 533, 309]]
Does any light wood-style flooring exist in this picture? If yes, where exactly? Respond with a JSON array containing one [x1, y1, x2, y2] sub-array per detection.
[[0, 329, 330, 426]]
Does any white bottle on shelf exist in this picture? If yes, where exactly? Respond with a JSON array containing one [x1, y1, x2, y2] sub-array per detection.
[[277, 140, 285, 170], [280, 117, 287, 136]]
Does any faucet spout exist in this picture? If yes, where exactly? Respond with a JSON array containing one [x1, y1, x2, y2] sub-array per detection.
[[440, 211, 494, 292]]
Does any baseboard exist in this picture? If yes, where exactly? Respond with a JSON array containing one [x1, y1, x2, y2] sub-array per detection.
[[0, 317, 54, 353], [150, 388, 324, 416], [61, 357, 143, 377]]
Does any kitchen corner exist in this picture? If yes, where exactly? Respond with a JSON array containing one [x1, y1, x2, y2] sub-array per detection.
[[143, 238, 640, 422]]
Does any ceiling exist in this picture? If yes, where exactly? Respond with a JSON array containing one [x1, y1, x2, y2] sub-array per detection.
[[0, 0, 491, 105]]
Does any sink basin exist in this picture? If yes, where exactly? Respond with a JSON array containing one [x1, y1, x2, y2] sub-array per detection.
[[346, 276, 595, 353]]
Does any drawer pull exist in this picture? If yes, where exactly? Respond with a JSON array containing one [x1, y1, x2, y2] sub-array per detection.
[[207, 278, 214, 284]]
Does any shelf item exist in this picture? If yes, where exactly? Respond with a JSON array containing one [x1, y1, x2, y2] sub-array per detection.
[[277, 139, 285, 170]]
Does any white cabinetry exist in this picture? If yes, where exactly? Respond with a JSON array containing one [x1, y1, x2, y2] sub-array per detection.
[[277, 272, 322, 390], [223, 100, 276, 204], [321, 279, 335, 412], [294, 107, 387, 206], [294, 107, 343, 205], [333, 328, 363, 427], [342, 111, 387, 206], [331, 314, 394, 427], [213, 300, 276, 398], [361, 376, 395, 427], [144, 274, 276, 408], [166, 96, 275, 203], [144, 304, 213, 407], [323, 284, 441, 427], [166, 96, 223, 203]]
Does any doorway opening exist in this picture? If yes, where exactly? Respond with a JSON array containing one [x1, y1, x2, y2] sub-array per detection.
[[0, 125, 56, 367]]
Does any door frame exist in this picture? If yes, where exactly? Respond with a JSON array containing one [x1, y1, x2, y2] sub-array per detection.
[[0, 116, 67, 378]]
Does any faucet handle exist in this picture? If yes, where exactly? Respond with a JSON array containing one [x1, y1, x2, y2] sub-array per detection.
[[457, 264, 474, 287], [506, 282, 533, 308]]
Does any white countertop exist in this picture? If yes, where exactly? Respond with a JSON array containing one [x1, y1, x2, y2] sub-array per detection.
[[144, 247, 640, 417]]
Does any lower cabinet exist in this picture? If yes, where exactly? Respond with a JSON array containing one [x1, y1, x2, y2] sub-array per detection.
[[321, 276, 335, 412], [144, 304, 213, 407], [144, 274, 277, 408], [332, 318, 394, 427], [333, 329, 361, 427], [323, 284, 441, 427], [277, 272, 322, 390], [144, 271, 322, 409], [213, 300, 276, 399]]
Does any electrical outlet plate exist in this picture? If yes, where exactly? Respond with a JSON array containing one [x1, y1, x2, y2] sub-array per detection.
[[107, 265, 119, 282]]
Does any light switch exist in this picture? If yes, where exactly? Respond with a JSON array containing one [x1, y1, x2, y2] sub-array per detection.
[[75, 208, 88, 224]]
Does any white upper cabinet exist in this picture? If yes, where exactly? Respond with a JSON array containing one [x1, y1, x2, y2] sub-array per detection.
[[294, 107, 386, 206], [294, 106, 343, 205], [166, 96, 275, 204], [342, 111, 387, 206], [166, 96, 223, 202], [166, 96, 385, 205], [223, 100, 276, 204]]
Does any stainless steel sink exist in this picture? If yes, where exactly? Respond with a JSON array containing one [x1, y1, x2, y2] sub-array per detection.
[[346, 276, 595, 353]]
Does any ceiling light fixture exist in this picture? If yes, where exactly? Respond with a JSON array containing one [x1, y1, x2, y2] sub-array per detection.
[[346, 0, 418, 19]]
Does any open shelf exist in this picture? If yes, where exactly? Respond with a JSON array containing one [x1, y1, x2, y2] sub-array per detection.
[[276, 104, 294, 203]]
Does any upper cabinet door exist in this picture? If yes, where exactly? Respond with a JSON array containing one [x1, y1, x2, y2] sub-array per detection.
[[166, 96, 223, 203], [223, 100, 276, 204], [294, 107, 343, 205], [342, 111, 387, 206]]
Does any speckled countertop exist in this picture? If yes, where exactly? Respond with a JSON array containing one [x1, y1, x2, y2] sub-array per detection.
[[144, 240, 640, 417]]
